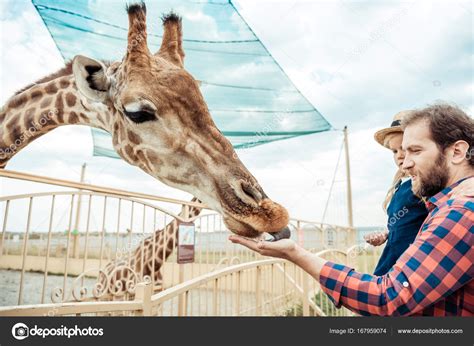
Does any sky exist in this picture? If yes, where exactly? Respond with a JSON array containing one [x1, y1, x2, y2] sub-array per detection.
[[0, 0, 472, 231]]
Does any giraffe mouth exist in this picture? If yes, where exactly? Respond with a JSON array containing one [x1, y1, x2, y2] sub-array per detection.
[[222, 216, 291, 240], [212, 179, 290, 238], [220, 197, 290, 239]]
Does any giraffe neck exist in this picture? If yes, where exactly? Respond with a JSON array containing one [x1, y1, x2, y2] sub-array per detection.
[[151, 197, 203, 260], [122, 198, 203, 285], [0, 74, 113, 168]]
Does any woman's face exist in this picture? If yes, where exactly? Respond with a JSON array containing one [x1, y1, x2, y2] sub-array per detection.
[[387, 133, 405, 168]]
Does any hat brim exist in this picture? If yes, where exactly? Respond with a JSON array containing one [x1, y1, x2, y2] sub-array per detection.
[[374, 126, 403, 147]]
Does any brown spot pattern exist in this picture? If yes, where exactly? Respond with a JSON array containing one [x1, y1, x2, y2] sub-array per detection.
[[65, 92, 76, 107], [69, 111, 79, 124], [45, 83, 58, 94], [30, 90, 42, 101], [128, 131, 141, 145], [9, 125, 22, 146], [55, 91, 64, 123], [23, 108, 35, 129], [59, 78, 70, 89], [124, 144, 136, 161]]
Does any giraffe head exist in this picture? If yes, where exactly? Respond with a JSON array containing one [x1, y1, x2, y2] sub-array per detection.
[[72, 3, 289, 238]]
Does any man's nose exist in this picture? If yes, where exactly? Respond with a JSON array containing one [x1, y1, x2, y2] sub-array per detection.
[[402, 157, 414, 170]]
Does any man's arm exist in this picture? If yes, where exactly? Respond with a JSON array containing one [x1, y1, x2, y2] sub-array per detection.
[[320, 205, 473, 316], [230, 204, 473, 316], [228, 236, 326, 279]]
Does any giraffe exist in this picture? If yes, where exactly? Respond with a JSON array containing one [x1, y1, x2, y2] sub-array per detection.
[[100, 197, 203, 297], [0, 3, 291, 298], [0, 3, 290, 240]]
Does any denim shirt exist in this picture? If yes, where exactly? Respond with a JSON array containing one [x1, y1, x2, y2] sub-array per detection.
[[373, 179, 428, 276]]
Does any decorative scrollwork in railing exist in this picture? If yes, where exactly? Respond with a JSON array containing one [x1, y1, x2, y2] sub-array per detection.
[[107, 265, 140, 297], [50, 287, 64, 304], [49, 266, 153, 303], [73, 269, 109, 302], [51, 268, 108, 303]]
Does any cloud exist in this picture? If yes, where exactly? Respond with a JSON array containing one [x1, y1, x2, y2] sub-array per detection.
[[0, 1, 63, 102], [237, 0, 473, 130]]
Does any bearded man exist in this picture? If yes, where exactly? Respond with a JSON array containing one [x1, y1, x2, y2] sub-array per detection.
[[231, 103, 474, 316]]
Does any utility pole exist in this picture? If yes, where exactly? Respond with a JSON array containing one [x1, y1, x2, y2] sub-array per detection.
[[343, 127, 355, 243], [72, 163, 86, 258]]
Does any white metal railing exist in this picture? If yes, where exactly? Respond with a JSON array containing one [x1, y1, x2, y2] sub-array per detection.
[[0, 245, 383, 317], [0, 169, 365, 316], [144, 246, 383, 317]]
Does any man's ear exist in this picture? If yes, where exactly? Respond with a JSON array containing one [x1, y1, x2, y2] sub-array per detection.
[[72, 55, 110, 102], [451, 140, 470, 164]]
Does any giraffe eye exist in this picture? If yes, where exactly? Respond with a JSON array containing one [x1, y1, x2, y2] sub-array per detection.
[[124, 109, 156, 124]]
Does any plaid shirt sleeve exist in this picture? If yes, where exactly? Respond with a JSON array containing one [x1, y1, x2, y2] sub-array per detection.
[[319, 201, 474, 316]]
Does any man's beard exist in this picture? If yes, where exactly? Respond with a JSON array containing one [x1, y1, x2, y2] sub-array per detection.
[[412, 151, 449, 198]]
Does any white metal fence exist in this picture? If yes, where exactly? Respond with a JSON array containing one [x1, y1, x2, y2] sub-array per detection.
[[0, 169, 380, 316]]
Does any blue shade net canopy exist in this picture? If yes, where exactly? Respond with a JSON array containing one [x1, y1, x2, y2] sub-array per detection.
[[32, 0, 332, 158]]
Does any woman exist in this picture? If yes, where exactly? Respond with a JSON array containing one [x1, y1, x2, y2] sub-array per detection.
[[365, 110, 428, 275]]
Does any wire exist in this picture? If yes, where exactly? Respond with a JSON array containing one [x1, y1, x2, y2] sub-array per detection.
[[321, 135, 344, 224]]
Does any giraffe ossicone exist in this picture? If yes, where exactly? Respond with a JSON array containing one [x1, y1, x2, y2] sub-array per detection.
[[0, 2, 290, 240]]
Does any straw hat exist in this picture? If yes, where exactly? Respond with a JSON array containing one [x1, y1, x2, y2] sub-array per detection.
[[374, 110, 414, 148]]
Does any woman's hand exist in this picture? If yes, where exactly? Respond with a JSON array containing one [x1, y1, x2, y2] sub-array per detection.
[[449, 178, 474, 198], [228, 235, 299, 261], [364, 230, 388, 246]]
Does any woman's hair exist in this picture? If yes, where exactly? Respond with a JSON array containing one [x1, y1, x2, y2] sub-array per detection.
[[382, 132, 407, 211], [382, 168, 407, 211]]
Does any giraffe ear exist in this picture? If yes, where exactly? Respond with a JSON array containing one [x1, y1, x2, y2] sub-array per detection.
[[72, 55, 110, 102]]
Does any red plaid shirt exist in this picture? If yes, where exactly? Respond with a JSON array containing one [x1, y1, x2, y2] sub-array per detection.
[[320, 177, 474, 316]]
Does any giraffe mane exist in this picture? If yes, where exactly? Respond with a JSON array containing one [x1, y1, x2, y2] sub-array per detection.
[[14, 61, 73, 95], [13, 60, 112, 96]]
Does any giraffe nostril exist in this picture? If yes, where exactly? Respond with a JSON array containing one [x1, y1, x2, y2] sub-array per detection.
[[239, 181, 263, 204]]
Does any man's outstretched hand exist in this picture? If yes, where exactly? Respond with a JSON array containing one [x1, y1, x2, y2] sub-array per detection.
[[228, 235, 298, 261], [229, 235, 327, 281]]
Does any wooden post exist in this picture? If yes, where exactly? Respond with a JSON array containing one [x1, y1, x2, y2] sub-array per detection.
[[302, 271, 309, 316], [177, 205, 190, 316], [343, 126, 355, 243], [256, 266, 262, 315], [179, 291, 188, 316], [213, 278, 218, 315], [234, 272, 241, 316], [178, 267, 186, 316], [134, 281, 152, 316], [73, 163, 86, 259]]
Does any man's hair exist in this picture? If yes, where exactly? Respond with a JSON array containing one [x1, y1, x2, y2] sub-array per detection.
[[401, 103, 474, 167]]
